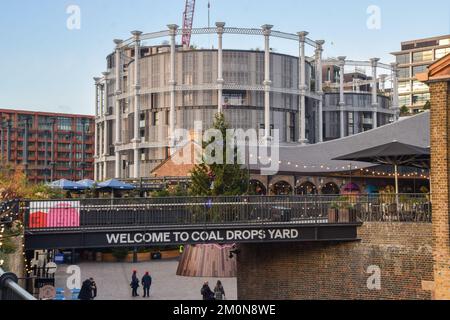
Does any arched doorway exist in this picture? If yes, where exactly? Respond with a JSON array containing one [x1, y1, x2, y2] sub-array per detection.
[[321, 182, 340, 195], [271, 181, 293, 195], [249, 180, 267, 195], [295, 182, 318, 195]]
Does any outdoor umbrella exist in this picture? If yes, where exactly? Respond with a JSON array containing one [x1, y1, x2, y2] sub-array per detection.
[[333, 141, 430, 206], [365, 185, 379, 194], [96, 179, 135, 191], [343, 182, 360, 193], [49, 179, 87, 191], [77, 179, 96, 188]]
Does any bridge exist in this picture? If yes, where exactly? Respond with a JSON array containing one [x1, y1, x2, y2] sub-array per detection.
[[19, 194, 431, 251]]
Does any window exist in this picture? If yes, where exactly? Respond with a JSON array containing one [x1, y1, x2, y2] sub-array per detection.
[[396, 54, 410, 65], [398, 67, 410, 78], [435, 47, 450, 60], [58, 117, 72, 131], [412, 65, 428, 77], [152, 112, 159, 126], [412, 80, 428, 92], [398, 81, 411, 94], [413, 50, 433, 63], [399, 95, 411, 107], [412, 93, 430, 106]]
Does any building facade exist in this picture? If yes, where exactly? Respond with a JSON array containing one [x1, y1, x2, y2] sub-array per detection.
[[392, 34, 450, 113], [94, 24, 399, 180], [0, 109, 95, 183]]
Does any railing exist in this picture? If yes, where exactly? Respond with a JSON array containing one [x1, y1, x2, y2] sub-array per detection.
[[22, 194, 431, 232], [0, 268, 36, 300]]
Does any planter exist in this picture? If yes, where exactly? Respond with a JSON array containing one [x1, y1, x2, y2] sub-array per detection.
[[328, 208, 339, 223], [337, 208, 357, 223]]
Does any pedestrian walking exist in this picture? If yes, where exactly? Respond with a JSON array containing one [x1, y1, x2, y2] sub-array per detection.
[[130, 270, 140, 297], [200, 282, 215, 300], [89, 278, 97, 300], [214, 280, 226, 300], [142, 272, 152, 298], [78, 279, 94, 300]]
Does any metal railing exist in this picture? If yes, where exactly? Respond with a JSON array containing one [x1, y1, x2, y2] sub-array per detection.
[[21, 194, 431, 232], [0, 268, 36, 300]]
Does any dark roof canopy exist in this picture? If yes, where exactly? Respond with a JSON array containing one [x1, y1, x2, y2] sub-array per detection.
[[333, 141, 430, 168]]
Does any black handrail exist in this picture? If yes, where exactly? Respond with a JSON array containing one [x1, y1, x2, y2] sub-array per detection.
[[0, 268, 35, 300]]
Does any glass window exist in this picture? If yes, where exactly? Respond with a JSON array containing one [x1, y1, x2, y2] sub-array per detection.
[[398, 67, 410, 78], [435, 47, 450, 60], [399, 95, 411, 107], [58, 117, 72, 131], [412, 65, 428, 77], [413, 50, 433, 62], [412, 93, 430, 105], [396, 54, 410, 65], [398, 81, 411, 94], [412, 80, 428, 92]]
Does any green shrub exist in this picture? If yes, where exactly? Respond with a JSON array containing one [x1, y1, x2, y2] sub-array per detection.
[[112, 248, 129, 261]]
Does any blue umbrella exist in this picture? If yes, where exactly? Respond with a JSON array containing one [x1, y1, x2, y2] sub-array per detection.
[[49, 179, 87, 191], [96, 179, 135, 190], [77, 179, 96, 188]]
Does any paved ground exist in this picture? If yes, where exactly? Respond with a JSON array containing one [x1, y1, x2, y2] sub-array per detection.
[[55, 259, 237, 300]]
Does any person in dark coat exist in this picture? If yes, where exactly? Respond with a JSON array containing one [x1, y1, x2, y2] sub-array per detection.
[[89, 278, 97, 299], [201, 282, 215, 300], [78, 279, 94, 300], [141, 272, 152, 298], [130, 270, 140, 297]]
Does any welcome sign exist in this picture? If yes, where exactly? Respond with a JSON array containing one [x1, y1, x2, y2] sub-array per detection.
[[105, 228, 301, 245]]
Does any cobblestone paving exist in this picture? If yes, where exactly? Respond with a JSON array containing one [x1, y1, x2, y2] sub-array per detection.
[[55, 259, 237, 300]]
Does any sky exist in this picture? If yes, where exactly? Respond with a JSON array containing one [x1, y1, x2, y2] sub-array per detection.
[[0, 0, 449, 115]]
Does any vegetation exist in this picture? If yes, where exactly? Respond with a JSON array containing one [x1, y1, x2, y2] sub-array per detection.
[[189, 113, 249, 196], [423, 101, 431, 110], [0, 164, 64, 200], [111, 248, 129, 261], [400, 105, 410, 116]]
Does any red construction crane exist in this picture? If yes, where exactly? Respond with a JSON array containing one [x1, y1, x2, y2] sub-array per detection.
[[182, 0, 196, 47]]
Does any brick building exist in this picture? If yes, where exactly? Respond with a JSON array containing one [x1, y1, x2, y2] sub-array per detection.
[[417, 53, 450, 300], [0, 109, 95, 184]]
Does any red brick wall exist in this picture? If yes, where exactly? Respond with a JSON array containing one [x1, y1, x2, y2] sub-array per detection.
[[236, 222, 433, 300], [429, 81, 450, 299]]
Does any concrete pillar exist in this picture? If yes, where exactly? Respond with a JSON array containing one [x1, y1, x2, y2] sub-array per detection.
[[216, 22, 225, 114], [131, 30, 143, 179], [262, 24, 274, 141], [338, 56, 346, 138], [113, 39, 123, 179], [391, 62, 400, 121], [168, 24, 179, 150], [94, 78, 101, 118], [102, 72, 110, 116], [316, 40, 325, 143], [371, 58, 380, 129], [298, 31, 308, 144]]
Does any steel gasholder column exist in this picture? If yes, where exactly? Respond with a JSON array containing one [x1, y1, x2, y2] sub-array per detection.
[[262, 24, 273, 141], [216, 22, 225, 114], [131, 30, 143, 179], [113, 39, 123, 179], [316, 40, 325, 143], [297, 31, 309, 144], [338, 56, 346, 138], [168, 24, 179, 153]]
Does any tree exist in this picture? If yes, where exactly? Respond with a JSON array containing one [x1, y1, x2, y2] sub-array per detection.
[[189, 113, 249, 196], [423, 100, 431, 110], [400, 105, 410, 116]]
